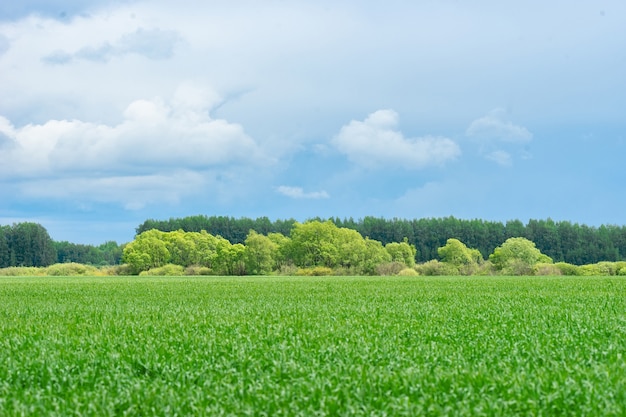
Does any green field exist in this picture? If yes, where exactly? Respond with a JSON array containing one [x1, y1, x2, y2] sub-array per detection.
[[1, 276, 625, 416]]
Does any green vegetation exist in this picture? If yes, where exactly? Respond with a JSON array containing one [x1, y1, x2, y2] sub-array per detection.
[[135, 215, 626, 265], [1, 275, 625, 415]]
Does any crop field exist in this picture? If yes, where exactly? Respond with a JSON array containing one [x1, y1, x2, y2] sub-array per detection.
[[1, 276, 626, 416]]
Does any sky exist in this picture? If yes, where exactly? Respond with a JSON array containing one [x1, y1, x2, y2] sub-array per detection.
[[0, 1, 625, 245]]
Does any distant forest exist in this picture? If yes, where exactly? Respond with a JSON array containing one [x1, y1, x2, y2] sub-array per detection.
[[2, 216, 626, 268], [137, 215, 626, 266]]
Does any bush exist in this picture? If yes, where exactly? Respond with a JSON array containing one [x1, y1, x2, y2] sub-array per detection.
[[616, 262, 626, 276], [184, 265, 213, 276], [397, 268, 419, 277], [0, 266, 43, 276], [296, 267, 334, 276], [45, 263, 100, 276], [415, 260, 459, 276], [375, 262, 407, 276], [554, 262, 581, 276], [139, 264, 185, 276], [277, 264, 298, 276], [533, 263, 563, 276], [99, 264, 134, 276], [578, 264, 605, 276]]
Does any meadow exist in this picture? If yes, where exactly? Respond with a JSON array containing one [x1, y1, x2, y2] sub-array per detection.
[[1, 276, 625, 416]]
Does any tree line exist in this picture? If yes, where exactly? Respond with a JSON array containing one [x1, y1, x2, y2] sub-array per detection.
[[0, 223, 122, 268], [125, 220, 616, 276], [136, 215, 626, 265]]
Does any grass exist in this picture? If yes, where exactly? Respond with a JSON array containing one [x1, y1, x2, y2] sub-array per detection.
[[1, 275, 625, 415]]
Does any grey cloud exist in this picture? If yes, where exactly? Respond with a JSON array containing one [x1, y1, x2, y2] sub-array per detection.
[[41, 50, 74, 64], [42, 28, 181, 65], [0, 34, 9, 56]]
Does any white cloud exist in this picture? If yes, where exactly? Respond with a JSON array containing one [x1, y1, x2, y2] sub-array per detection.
[[466, 108, 533, 143], [485, 150, 512, 166], [276, 186, 329, 200], [0, 85, 266, 179], [332, 110, 461, 170], [0, 83, 272, 209]]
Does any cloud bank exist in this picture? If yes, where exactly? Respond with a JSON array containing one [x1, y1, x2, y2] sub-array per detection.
[[333, 110, 460, 170], [0, 83, 269, 208]]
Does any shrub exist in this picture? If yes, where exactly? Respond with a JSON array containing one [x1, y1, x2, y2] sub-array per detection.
[[0, 266, 43, 276], [553, 262, 581, 276], [375, 262, 406, 276], [397, 268, 419, 277], [578, 264, 604, 276], [534, 263, 563, 276], [616, 262, 626, 276], [99, 264, 134, 276], [277, 264, 298, 276], [139, 264, 185, 276], [184, 265, 213, 276], [296, 267, 333, 276], [415, 260, 459, 276], [45, 263, 100, 276]]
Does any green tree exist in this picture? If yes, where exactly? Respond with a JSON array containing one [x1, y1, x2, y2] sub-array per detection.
[[287, 221, 340, 268], [188, 231, 220, 268], [7, 222, 57, 267], [437, 238, 483, 275], [385, 240, 416, 267], [244, 230, 277, 275], [362, 238, 392, 275], [163, 230, 196, 267], [0, 226, 10, 268], [215, 238, 247, 275], [489, 237, 552, 275], [122, 230, 170, 274]]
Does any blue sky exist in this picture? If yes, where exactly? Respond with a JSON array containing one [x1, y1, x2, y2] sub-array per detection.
[[1, 1, 625, 244]]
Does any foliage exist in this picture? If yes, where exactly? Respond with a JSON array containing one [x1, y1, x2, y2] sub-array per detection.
[[553, 262, 581, 276], [2, 276, 626, 415], [397, 268, 419, 276], [55, 240, 122, 265], [122, 230, 171, 274], [244, 230, 278, 275], [45, 263, 101, 276], [139, 264, 185, 276], [533, 263, 563, 276], [375, 261, 407, 276], [415, 260, 460, 276], [295, 266, 334, 276], [2, 222, 57, 267], [437, 238, 483, 275], [489, 237, 553, 275], [385, 240, 416, 267], [137, 215, 626, 265]]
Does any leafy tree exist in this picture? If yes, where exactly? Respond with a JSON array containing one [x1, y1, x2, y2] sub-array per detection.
[[244, 230, 277, 275], [287, 221, 340, 268], [363, 238, 392, 275], [267, 232, 292, 269], [385, 240, 416, 267], [489, 237, 552, 275], [215, 239, 246, 275], [7, 222, 57, 267], [188, 231, 220, 268], [0, 226, 10, 268], [438, 238, 483, 274], [122, 230, 170, 274], [163, 230, 197, 267]]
